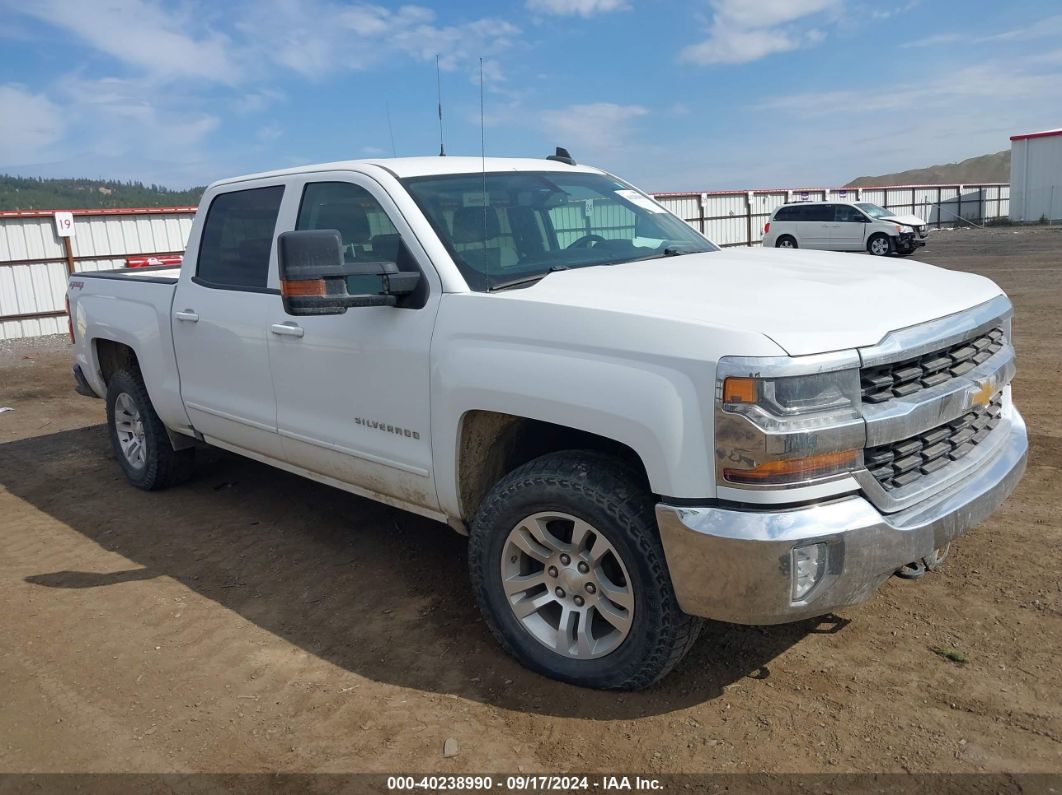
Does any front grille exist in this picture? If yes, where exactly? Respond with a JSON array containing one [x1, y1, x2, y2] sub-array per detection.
[[864, 393, 1003, 491], [861, 328, 1005, 403], [918, 224, 928, 237]]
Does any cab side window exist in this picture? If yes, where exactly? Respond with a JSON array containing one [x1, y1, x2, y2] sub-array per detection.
[[196, 186, 285, 290], [296, 181, 427, 308], [835, 205, 866, 223]]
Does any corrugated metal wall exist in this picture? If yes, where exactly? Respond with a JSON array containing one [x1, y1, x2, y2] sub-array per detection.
[[0, 208, 194, 340], [0, 184, 1012, 340], [653, 183, 1010, 248], [1010, 134, 1062, 222]]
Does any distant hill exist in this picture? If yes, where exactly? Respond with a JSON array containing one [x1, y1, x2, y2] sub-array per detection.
[[846, 151, 1010, 187], [0, 175, 205, 211]]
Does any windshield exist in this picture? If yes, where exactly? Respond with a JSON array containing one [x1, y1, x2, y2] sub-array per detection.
[[401, 171, 717, 291], [856, 202, 894, 219]]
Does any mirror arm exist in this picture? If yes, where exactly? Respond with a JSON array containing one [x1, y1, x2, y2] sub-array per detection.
[[384, 271, 421, 295]]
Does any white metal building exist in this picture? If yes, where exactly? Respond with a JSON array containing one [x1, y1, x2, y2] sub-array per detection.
[[1010, 128, 1062, 222]]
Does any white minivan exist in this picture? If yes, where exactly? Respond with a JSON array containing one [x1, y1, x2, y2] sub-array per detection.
[[762, 201, 928, 256]]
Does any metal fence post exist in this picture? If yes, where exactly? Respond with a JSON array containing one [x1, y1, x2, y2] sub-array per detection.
[[745, 192, 754, 247]]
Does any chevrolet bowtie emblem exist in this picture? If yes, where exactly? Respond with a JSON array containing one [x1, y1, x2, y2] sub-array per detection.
[[971, 379, 996, 409]]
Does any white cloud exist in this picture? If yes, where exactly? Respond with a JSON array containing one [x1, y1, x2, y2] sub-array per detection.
[[869, 0, 918, 21], [3, 0, 240, 84], [539, 102, 648, 150], [526, 0, 630, 17], [901, 32, 963, 48], [680, 0, 839, 65], [234, 89, 286, 114], [256, 122, 283, 143], [737, 54, 1062, 187], [901, 14, 1062, 49], [977, 14, 1062, 43], [234, 1, 520, 78], [0, 85, 64, 163], [60, 76, 219, 153]]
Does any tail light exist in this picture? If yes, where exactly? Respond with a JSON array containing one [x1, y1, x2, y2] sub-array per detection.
[[763, 222, 771, 234], [66, 296, 74, 342]]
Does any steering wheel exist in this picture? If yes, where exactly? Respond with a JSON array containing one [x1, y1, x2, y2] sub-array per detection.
[[567, 234, 608, 250]]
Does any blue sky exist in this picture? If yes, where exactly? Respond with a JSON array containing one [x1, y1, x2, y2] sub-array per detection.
[[1, 0, 1060, 191]]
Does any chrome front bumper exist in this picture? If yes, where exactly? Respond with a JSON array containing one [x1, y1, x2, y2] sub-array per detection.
[[656, 409, 1028, 625]]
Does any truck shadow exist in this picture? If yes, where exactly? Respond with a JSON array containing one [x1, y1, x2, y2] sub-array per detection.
[[4, 425, 838, 720]]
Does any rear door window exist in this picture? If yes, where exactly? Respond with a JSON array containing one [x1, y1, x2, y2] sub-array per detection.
[[196, 186, 285, 290], [807, 204, 833, 222]]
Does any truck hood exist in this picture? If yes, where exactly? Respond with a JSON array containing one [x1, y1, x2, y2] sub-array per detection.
[[882, 213, 926, 227], [499, 247, 1003, 356]]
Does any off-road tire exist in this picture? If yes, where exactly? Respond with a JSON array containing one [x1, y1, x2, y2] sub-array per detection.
[[106, 369, 194, 490], [468, 451, 701, 690]]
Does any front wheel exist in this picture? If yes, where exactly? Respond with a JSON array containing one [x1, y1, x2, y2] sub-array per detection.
[[468, 451, 700, 690], [106, 369, 194, 490], [867, 234, 893, 256]]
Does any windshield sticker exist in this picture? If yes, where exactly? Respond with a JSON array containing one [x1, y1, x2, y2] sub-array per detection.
[[616, 189, 666, 213]]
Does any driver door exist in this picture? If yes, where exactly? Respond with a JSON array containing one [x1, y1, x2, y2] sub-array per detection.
[[831, 204, 869, 251], [266, 173, 443, 512]]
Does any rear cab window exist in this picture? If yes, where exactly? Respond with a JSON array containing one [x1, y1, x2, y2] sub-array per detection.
[[196, 186, 285, 291]]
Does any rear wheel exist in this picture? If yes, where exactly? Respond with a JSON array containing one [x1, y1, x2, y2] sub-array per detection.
[[468, 451, 700, 690], [776, 235, 798, 249], [106, 369, 194, 490], [867, 234, 892, 256]]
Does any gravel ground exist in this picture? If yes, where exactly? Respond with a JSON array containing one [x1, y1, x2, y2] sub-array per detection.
[[0, 227, 1059, 779]]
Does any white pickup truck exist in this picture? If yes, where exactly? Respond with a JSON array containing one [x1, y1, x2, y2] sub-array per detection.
[[67, 154, 1027, 690]]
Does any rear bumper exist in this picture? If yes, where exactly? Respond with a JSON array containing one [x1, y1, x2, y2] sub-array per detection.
[[656, 409, 1027, 625]]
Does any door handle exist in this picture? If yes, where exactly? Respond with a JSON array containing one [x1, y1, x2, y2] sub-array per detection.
[[271, 322, 304, 338], [174, 310, 199, 322]]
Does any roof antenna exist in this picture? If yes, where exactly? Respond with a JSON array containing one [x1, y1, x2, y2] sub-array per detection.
[[436, 54, 446, 156], [547, 147, 576, 166], [385, 101, 397, 157], [479, 57, 488, 258]]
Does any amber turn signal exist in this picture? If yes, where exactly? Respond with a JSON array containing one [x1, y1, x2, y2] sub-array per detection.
[[281, 279, 326, 297], [723, 376, 757, 404], [724, 449, 860, 485]]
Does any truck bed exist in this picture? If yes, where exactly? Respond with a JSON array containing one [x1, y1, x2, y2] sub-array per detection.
[[68, 266, 189, 431]]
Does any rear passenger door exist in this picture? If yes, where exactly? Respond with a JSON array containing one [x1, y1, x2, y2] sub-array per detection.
[[172, 182, 287, 458], [803, 204, 835, 248]]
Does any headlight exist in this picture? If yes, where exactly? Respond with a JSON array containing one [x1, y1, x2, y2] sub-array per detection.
[[715, 355, 865, 487], [722, 369, 860, 428], [895, 224, 912, 234]]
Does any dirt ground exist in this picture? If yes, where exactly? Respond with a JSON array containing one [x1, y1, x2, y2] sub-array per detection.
[[0, 226, 1060, 777]]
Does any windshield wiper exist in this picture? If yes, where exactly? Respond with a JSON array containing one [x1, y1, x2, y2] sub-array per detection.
[[598, 247, 699, 268], [487, 265, 569, 292]]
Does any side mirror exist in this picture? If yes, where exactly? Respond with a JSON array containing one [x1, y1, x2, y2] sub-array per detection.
[[277, 230, 420, 316]]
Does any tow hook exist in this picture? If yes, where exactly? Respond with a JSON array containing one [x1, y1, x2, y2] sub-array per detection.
[[895, 560, 927, 580], [895, 543, 952, 580]]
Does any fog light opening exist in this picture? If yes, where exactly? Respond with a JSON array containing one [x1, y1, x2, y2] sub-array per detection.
[[792, 543, 827, 601]]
